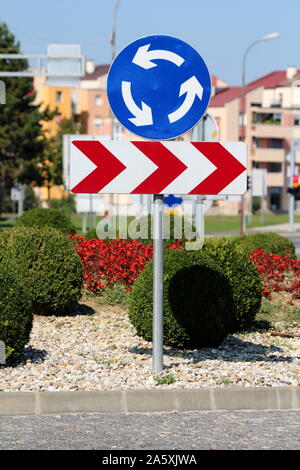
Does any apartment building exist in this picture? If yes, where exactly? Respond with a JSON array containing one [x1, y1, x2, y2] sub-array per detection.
[[33, 75, 73, 138], [78, 62, 112, 135], [209, 67, 300, 212]]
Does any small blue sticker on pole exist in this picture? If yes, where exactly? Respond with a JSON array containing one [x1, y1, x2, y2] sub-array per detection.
[[107, 35, 212, 140], [164, 195, 183, 207]]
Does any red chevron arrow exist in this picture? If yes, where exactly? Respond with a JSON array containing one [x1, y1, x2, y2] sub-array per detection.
[[70, 141, 246, 194], [189, 142, 247, 194], [131, 141, 187, 193], [71, 141, 126, 193]]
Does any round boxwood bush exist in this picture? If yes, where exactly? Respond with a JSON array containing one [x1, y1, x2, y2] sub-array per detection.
[[129, 214, 198, 247], [15, 208, 76, 235], [0, 264, 33, 362], [202, 237, 262, 331], [235, 232, 296, 258], [128, 249, 234, 349], [0, 227, 83, 315]]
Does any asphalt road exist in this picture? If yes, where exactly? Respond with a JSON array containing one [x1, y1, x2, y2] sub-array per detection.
[[0, 410, 300, 450]]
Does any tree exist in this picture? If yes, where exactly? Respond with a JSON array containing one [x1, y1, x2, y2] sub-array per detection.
[[0, 22, 53, 212], [38, 118, 81, 203]]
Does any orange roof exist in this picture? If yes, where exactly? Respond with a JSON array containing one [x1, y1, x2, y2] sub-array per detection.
[[210, 70, 300, 107], [82, 64, 110, 80], [210, 86, 241, 107]]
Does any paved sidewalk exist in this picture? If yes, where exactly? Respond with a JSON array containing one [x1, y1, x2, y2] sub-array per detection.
[[249, 223, 300, 235], [0, 410, 299, 450]]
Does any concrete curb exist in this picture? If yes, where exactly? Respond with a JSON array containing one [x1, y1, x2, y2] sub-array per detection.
[[0, 387, 300, 416]]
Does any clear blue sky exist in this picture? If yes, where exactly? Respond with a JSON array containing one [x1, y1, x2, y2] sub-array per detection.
[[1, 0, 299, 85]]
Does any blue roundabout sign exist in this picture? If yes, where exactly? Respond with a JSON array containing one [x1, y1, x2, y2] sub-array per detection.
[[107, 35, 212, 140]]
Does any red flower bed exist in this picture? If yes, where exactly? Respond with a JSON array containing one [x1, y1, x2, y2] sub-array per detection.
[[71, 235, 300, 300], [248, 248, 300, 299], [70, 234, 154, 292], [70, 234, 186, 293]]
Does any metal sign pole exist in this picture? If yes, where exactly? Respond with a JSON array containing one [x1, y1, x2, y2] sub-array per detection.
[[89, 194, 93, 230], [289, 140, 296, 233], [196, 196, 205, 241], [152, 193, 164, 372]]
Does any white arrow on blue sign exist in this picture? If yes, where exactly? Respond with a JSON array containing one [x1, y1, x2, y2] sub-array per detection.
[[107, 35, 212, 140]]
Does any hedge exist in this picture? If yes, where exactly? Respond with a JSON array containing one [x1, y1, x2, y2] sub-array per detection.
[[202, 237, 262, 331], [0, 264, 33, 362], [235, 232, 296, 258], [128, 249, 233, 348], [0, 227, 83, 315], [15, 208, 76, 235]]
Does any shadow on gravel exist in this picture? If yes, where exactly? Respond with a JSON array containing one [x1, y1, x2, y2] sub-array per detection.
[[67, 303, 96, 317], [128, 334, 297, 366], [0, 347, 48, 369]]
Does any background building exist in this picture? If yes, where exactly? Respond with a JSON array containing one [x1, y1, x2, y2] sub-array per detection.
[[209, 66, 300, 212]]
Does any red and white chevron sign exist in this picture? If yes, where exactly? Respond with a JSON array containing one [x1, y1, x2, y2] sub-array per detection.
[[70, 141, 247, 195]]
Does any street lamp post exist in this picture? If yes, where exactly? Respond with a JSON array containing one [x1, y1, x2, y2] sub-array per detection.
[[110, 0, 121, 140], [240, 32, 279, 235], [108, 0, 122, 224]]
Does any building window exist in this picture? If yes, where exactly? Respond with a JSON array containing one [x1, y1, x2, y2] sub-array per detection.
[[93, 117, 102, 133], [294, 116, 300, 126], [252, 112, 282, 125], [268, 162, 282, 173], [95, 95, 102, 106], [238, 112, 245, 126], [56, 91, 62, 104], [113, 122, 124, 140], [252, 137, 260, 148], [269, 139, 284, 149]]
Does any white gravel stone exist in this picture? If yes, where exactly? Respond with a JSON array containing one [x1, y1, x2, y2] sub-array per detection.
[[0, 300, 300, 391]]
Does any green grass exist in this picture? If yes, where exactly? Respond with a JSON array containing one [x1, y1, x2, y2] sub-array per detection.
[[216, 378, 233, 386], [0, 214, 16, 230], [205, 214, 297, 233], [1, 212, 297, 235], [73, 213, 297, 235], [154, 373, 176, 385], [96, 283, 128, 307], [257, 298, 300, 324]]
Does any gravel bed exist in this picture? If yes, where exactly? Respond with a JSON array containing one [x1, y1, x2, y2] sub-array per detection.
[[0, 299, 300, 391]]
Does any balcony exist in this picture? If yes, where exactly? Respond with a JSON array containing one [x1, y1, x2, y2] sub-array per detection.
[[250, 147, 285, 163], [250, 123, 289, 139], [266, 172, 284, 187]]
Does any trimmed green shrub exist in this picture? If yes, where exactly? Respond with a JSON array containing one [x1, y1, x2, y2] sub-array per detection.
[[0, 265, 33, 362], [202, 237, 262, 331], [128, 249, 233, 349], [15, 208, 76, 235], [0, 227, 83, 315], [130, 214, 198, 246], [235, 232, 296, 258]]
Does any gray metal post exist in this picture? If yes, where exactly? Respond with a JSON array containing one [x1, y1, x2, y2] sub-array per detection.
[[147, 194, 152, 215], [152, 193, 164, 372], [138, 194, 143, 218], [89, 194, 93, 230], [289, 140, 296, 233], [18, 184, 25, 216], [196, 196, 205, 241], [82, 213, 87, 234], [249, 172, 253, 225], [260, 196, 264, 225]]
